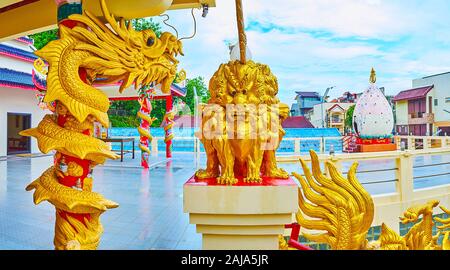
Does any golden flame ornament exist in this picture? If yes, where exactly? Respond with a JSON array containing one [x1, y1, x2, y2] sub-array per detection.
[[292, 150, 449, 250]]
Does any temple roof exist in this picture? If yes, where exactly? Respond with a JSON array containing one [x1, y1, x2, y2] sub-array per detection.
[[0, 43, 37, 62], [170, 83, 187, 97], [0, 68, 37, 90], [282, 116, 314, 128], [15, 37, 33, 45], [295, 91, 320, 99], [32, 70, 187, 98], [393, 85, 434, 102], [327, 104, 345, 112]]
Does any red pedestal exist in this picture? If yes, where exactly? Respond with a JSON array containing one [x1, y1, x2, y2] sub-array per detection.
[[187, 175, 296, 187], [356, 143, 397, 153]]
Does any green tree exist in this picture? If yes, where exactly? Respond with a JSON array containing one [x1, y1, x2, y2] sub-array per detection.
[[30, 29, 58, 50], [108, 76, 210, 128], [108, 99, 168, 128], [345, 105, 355, 132], [29, 17, 160, 50], [107, 17, 172, 128], [148, 77, 209, 127], [132, 18, 162, 37], [180, 77, 210, 113]]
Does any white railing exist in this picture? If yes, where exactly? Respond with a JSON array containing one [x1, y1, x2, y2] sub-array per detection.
[[145, 136, 344, 154], [282, 137, 343, 154], [113, 135, 450, 155], [108, 134, 450, 231], [394, 135, 450, 150], [277, 147, 450, 231]]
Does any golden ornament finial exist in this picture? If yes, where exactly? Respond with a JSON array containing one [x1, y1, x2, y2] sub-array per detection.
[[370, 68, 376, 84]]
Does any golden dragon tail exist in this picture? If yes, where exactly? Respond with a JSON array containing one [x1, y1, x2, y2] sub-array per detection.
[[293, 150, 374, 250]]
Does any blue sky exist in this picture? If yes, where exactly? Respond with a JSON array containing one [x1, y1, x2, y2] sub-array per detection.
[[159, 0, 450, 105]]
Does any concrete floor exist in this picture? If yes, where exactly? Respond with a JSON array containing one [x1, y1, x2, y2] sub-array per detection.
[[0, 153, 204, 250], [0, 152, 449, 250]]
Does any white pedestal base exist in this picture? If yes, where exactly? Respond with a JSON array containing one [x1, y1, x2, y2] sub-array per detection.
[[183, 176, 298, 250]]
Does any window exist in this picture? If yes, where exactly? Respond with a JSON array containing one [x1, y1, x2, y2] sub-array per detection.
[[303, 97, 320, 102], [434, 99, 438, 106], [7, 113, 31, 155]]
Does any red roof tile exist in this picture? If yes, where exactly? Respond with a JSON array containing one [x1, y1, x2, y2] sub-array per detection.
[[295, 91, 320, 97], [393, 85, 434, 102], [295, 91, 320, 100], [327, 104, 344, 112], [282, 116, 314, 128]]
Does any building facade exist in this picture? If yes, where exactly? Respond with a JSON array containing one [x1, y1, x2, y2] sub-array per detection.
[[306, 102, 355, 134], [330, 91, 358, 103], [0, 37, 47, 157], [394, 72, 450, 136], [290, 91, 322, 116]]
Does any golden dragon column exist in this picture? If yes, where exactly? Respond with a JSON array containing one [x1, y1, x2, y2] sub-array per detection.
[[21, 0, 182, 250], [137, 91, 157, 168]]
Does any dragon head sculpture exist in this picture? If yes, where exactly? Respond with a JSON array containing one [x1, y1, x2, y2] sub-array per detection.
[[70, 0, 183, 94], [36, 0, 182, 127], [294, 150, 374, 250]]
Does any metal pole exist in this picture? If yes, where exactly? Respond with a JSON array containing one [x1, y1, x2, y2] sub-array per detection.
[[193, 86, 199, 130], [321, 86, 335, 129], [235, 0, 247, 64], [193, 86, 199, 154], [321, 102, 324, 128]]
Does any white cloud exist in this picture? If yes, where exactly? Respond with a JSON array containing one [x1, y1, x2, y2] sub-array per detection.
[[159, 0, 450, 105], [247, 0, 407, 38]]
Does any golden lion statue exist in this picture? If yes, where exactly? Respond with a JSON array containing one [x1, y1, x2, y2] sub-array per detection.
[[195, 60, 290, 185]]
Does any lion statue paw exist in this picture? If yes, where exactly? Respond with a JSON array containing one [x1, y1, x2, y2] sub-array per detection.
[[266, 168, 289, 179], [217, 174, 238, 186], [244, 174, 263, 184], [195, 169, 219, 180]]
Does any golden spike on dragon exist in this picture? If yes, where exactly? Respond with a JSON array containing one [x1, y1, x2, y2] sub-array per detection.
[[21, 0, 182, 249], [286, 150, 450, 250]]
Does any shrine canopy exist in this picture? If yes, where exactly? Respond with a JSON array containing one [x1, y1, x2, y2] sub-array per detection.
[[0, 0, 216, 42], [32, 69, 187, 100], [104, 82, 187, 101]]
